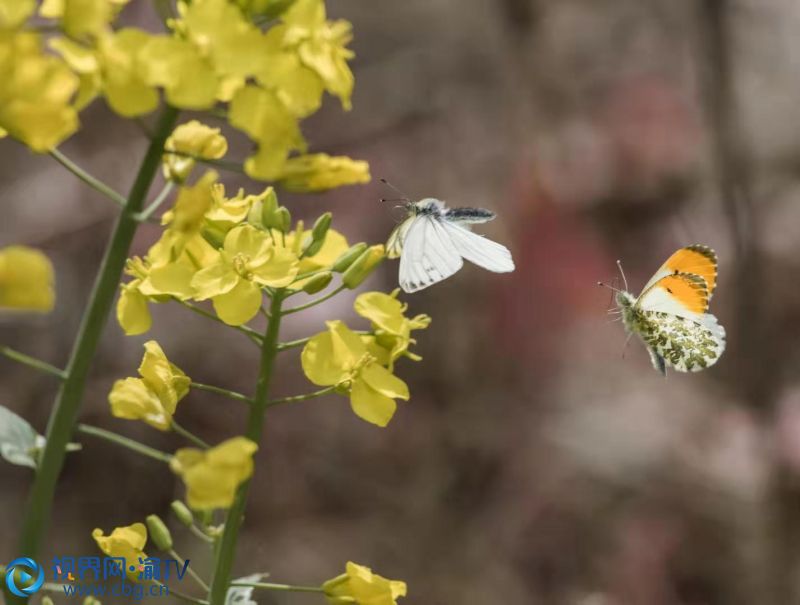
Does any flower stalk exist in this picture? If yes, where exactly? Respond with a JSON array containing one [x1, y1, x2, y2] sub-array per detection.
[[76, 423, 173, 464], [49, 148, 127, 208], [208, 291, 285, 605], [0, 345, 66, 379], [10, 106, 180, 590]]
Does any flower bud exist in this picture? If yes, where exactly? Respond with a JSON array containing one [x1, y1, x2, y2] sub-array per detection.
[[303, 212, 332, 257], [277, 207, 292, 233], [171, 500, 194, 528], [42, 597, 54, 605], [332, 243, 367, 273], [202, 224, 227, 249], [342, 245, 385, 289], [302, 272, 333, 294], [146, 514, 173, 551]]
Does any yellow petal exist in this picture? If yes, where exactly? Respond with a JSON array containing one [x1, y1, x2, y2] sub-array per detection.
[[92, 523, 148, 581], [1, 0, 35, 28], [0, 245, 55, 312], [212, 279, 262, 326], [250, 246, 299, 288], [98, 29, 159, 117], [139, 36, 218, 110], [138, 340, 190, 411], [117, 284, 151, 336], [350, 378, 397, 427], [301, 329, 348, 387], [108, 377, 171, 430], [277, 153, 369, 192], [191, 261, 239, 300], [360, 362, 409, 401]]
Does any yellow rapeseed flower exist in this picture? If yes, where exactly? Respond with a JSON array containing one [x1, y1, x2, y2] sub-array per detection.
[[155, 170, 219, 258], [163, 121, 227, 183], [278, 153, 370, 192], [0, 31, 79, 151], [191, 224, 299, 325], [322, 562, 407, 605], [92, 523, 147, 581], [96, 29, 160, 116], [281, 0, 355, 110], [354, 290, 430, 366], [170, 437, 257, 510], [108, 341, 190, 430], [0, 245, 55, 312], [302, 321, 409, 427], [229, 84, 305, 181]]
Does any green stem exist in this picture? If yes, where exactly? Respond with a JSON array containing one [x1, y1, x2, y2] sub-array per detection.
[[76, 423, 173, 464], [178, 300, 263, 345], [282, 285, 346, 315], [0, 346, 66, 379], [171, 419, 210, 449], [136, 181, 175, 222], [49, 148, 127, 207], [266, 386, 336, 408], [230, 582, 324, 594], [189, 523, 216, 544], [10, 107, 179, 588], [169, 549, 210, 592], [191, 381, 253, 403], [208, 292, 285, 605]]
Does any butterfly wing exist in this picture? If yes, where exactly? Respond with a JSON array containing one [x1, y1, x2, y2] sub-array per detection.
[[398, 215, 463, 293], [637, 272, 710, 317], [633, 307, 726, 373], [386, 216, 414, 259], [640, 245, 718, 300], [632, 271, 725, 374], [442, 221, 515, 273]]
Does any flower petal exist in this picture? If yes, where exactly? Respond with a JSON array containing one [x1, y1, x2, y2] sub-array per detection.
[[350, 378, 397, 427], [212, 279, 262, 326], [361, 363, 409, 401]]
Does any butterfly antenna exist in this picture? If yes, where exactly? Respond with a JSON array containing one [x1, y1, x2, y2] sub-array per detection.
[[379, 178, 411, 203], [616, 260, 629, 292], [597, 280, 622, 294]]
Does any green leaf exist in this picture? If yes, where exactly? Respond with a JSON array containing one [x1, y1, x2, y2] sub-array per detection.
[[0, 405, 81, 469]]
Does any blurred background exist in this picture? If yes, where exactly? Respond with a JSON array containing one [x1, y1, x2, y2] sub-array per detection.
[[3, 0, 800, 603]]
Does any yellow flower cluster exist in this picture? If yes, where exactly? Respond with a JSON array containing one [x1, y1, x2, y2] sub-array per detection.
[[117, 151, 381, 333], [301, 291, 430, 427], [108, 341, 190, 431], [1, 0, 370, 188], [0, 245, 55, 312]]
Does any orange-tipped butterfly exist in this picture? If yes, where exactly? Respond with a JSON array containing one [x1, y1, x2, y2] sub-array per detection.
[[603, 245, 726, 375]]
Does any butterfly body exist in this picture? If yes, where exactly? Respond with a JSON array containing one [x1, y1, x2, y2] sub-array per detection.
[[613, 245, 726, 375], [387, 198, 514, 293]]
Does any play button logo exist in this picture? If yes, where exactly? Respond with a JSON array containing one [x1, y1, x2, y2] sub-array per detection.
[[4, 557, 44, 597]]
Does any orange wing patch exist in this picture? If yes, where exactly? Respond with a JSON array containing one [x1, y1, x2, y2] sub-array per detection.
[[651, 272, 709, 313], [662, 245, 717, 296]]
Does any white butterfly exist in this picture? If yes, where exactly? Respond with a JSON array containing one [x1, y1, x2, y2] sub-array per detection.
[[386, 198, 515, 293]]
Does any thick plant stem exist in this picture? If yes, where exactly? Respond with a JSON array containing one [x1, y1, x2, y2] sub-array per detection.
[[208, 292, 285, 605], [10, 106, 179, 587]]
